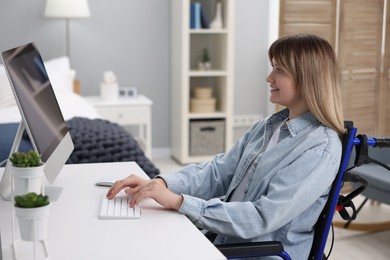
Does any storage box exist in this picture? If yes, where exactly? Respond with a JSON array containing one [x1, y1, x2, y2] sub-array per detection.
[[190, 98, 216, 113], [193, 86, 213, 99], [190, 120, 225, 156]]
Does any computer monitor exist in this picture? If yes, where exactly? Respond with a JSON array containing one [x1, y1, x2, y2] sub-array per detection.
[[0, 42, 74, 200]]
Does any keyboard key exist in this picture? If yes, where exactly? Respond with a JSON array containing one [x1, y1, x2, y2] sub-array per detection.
[[99, 194, 141, 219], [107, 198, 115, 216], [121, 198, 128, 217]]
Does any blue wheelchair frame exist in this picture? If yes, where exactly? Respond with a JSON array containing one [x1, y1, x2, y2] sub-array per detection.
[[217, 124, 390, 259]]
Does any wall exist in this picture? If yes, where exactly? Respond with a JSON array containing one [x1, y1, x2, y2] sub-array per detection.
[[0, 0, 274, 149]]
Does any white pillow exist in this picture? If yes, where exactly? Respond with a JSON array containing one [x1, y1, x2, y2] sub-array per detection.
[[44, 56, 75, 93], [48, 69, 76, 93], [0, 73, 16, 109], [44, 56, 71, 72], [54, 87, 101, 120]]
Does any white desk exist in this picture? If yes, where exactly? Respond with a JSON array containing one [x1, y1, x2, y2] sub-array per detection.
[[85, 95, 153, 158], [0, 162, 226, 260]]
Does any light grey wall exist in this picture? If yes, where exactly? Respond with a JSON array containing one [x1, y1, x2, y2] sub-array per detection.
[[234, 0, 271, 117], [0, 0, 273, 149]]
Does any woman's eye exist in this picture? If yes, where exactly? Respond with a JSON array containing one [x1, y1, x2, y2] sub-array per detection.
[[274, 67, 283, 73], [271, 63, 283, 74]]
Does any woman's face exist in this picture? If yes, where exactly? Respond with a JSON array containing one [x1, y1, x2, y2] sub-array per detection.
[[266, 58, 307, 117]]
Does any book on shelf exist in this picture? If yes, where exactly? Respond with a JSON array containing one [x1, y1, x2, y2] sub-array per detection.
[[200, 4, 209, 28], [190, 2, 209, 29], [190, 2, 201, 29]]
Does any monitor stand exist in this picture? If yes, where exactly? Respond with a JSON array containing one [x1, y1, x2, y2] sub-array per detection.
[[0, 121, 63, 201], [0, 121, 26, 200], [45, 186, 63, 202]]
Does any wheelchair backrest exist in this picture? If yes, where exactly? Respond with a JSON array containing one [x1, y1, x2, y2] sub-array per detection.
[[308, 126, 357, 260]]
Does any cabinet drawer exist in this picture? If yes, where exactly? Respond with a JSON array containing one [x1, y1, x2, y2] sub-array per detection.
[[95, 106, 150, 125]]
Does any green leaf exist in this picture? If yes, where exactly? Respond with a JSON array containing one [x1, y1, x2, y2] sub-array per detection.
[[14, 192, 49, 208], [10, 150, 42, 167]]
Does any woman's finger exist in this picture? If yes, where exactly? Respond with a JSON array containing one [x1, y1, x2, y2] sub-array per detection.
[[106, 175, 135, 198]]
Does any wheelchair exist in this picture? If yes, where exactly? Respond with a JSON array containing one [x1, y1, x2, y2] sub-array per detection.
[[216, 122, 390, 259]]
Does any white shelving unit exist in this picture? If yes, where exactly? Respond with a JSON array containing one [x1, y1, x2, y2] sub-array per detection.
[[171, 0, 235, 164]]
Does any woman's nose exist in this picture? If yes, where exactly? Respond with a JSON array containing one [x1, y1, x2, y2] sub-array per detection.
[[266, 71, 273, 83]]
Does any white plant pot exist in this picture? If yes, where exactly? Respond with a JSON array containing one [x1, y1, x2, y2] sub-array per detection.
[[15, 204, 50, 241], [198, 61, 211, 71], [11, 164, 45, 196]]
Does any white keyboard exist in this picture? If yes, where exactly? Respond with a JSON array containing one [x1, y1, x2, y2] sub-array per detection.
[[99, 195, 141, 219]]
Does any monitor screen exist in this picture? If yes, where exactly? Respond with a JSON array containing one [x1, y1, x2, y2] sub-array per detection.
[[0, 42, 74, 199]]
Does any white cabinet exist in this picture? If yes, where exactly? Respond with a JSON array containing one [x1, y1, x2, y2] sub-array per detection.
[[171, 0, 235, 164], [84, 95, 153, 158]]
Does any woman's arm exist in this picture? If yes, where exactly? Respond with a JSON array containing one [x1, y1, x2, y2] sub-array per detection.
[[176, 143, 341, 239]]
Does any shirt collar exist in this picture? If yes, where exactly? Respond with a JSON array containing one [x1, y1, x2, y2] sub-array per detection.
[[269, 108, 320, 137]]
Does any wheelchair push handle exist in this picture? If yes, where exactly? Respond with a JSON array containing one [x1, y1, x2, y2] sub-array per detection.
[[353, 135, 390, 148], [373, 137, 390, 148]]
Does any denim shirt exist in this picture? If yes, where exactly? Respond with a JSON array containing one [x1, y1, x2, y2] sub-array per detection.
[[161, 109, 342, 259]]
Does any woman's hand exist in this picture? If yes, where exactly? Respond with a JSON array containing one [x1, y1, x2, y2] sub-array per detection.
[[106, 175, 183, 210]]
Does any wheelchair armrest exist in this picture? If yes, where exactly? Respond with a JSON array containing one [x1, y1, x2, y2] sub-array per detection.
[[216, 241, 285, 258]]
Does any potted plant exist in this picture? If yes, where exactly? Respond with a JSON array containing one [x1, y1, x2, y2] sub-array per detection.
[[10, 150, 42, 167], [198, 48, 211, 70], [9, 150, 45, 196], [14, 192, 50, 241]]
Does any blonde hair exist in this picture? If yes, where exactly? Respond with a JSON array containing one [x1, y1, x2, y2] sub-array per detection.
[[268, 34, 345, 136]]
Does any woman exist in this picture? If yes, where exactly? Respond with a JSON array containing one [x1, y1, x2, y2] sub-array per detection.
[[107, 33, 344, 259]]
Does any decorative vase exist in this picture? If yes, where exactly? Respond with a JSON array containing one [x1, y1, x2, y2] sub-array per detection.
[[15, 204, 50, 241], [11, 164, 45, 196], [210, 1, 223, 29]]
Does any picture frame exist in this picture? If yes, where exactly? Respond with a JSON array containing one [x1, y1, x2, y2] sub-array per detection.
[[119, 87, 138, 98]]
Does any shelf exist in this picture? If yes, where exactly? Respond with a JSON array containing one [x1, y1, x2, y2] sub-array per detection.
[[189, 70, 227, 77], [190, 29, 228, 34], [188, 112, 227, 119]]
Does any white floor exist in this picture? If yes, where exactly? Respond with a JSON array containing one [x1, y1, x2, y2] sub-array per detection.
[[153, 155, 390, 260]]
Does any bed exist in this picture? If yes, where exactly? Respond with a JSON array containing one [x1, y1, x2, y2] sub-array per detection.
[[0, 57, 160, 178]]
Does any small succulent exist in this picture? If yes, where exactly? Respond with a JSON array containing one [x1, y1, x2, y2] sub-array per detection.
[[10, 150, 42, 167], [14, 192, 49, 208], [199, 48, 211, 63]]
